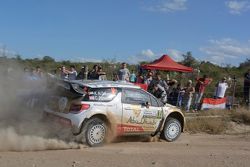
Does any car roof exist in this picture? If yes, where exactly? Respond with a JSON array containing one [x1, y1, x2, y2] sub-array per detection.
[[69, 80, 141, 89]]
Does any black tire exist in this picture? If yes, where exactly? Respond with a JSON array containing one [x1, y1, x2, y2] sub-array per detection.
[[161, 118, 182, 142], [85, 118, 107, 147]]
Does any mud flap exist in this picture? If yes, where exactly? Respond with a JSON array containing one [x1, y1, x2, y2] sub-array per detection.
[[151, 118, 164, 137]]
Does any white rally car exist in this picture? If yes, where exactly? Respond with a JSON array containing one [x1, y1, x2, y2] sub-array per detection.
[[44, 80, 185, 147]]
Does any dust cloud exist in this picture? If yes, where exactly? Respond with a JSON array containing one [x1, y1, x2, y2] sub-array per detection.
[[0, 61, 80, 151], [0, 127, 79, 151]]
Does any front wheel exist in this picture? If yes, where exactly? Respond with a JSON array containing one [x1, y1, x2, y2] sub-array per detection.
[[161, 118, 182, 142], [85, 118, 107, 147]]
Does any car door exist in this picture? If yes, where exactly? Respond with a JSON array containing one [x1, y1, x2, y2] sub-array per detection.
[[121, 88, 163, 134]]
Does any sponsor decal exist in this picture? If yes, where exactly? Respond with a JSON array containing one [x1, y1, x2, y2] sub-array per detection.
[[142, 110, 163, 119], [127, 116, 157, 125], [117, 124, 144, 134], [142, 110, 156, 118], [131, 105, 141, 117]]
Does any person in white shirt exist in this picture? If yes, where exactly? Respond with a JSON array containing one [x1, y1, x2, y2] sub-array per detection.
[[214, 77, 230, 99], [117, 62, 130, 81]]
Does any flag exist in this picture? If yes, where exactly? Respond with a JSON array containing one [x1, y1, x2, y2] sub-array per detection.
[[201, 98, 226, 110]]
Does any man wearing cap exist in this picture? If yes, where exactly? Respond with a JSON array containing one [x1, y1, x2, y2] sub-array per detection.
[[214, 77, 230, 99]]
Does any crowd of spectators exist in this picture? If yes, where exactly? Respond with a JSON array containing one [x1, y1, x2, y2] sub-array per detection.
[[23, 66, 44, 81], [57, 64, 107, 80], [22, 63, 250, 110]]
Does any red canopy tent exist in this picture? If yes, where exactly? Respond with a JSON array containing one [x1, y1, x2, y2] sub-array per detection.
[[141, 55, 193, 72]]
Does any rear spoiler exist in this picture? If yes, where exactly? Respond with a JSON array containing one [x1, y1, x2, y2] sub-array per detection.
[[47, 73, 85, 96]]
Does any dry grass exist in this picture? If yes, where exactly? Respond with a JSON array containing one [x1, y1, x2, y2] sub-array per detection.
[[185, 117, 229, 134], [230, 107, 250, 125], [185, 107, 250, 134]]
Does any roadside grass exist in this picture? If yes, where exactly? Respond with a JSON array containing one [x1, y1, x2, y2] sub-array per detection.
[[185, 116, 229, 134], [185, 107, 250, 134], [231, 107, 250, 125]]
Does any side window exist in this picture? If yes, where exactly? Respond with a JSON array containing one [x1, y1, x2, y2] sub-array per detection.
[[83, 87, 118, 102], [122, 89, 151, 105], [150, 95, 159, 107]]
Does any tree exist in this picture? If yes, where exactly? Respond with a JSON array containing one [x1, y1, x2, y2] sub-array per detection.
[[42, 56, 55, 63], [181, 51, 199, 68], [239, 59, 250, 68], [15, 54, 22, 61]]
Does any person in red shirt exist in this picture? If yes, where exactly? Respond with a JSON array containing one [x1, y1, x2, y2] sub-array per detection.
[[136, 72, 144, 84], [194, 75, 212, 111]]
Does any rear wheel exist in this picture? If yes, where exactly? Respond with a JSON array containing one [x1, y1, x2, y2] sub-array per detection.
[[85, 118, 107, 147], [161, 118, 181, 142]]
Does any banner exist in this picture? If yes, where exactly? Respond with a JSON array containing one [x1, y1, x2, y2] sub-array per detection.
[[201, 97, 226, 110]]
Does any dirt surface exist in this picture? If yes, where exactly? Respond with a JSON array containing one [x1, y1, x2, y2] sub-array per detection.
[[1, 133, 250, 167]]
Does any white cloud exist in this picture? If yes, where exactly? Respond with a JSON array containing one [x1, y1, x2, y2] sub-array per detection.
[[225, 0, 250, 14], [128, 48, 185, 64], [200, 38, 250, 65], [71, 57, 102, 63], [127, 49, 157, 64], [166, 49, 184, 61], [141, 49, 155, 58], [145, 0, 187, 13]]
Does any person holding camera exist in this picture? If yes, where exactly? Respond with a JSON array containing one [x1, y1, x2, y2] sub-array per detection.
[[214, 77, 230, 99]]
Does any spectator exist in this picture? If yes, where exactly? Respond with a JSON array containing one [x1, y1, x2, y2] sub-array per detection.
[[29, 68, 39, 80], [67, 65, 77, 80], [60, 66, 68, 79], [244, 69, 250, 106], [167, 81, 180, 106], [183, 80, 195, 112], [149, 73, 168, 93], [144, 71, 153, 85], [98, 66, 107, 80], [35, 66, 43, 78], [76, 66, 85, 80], [129, 70, 136, 83], [136, 72, 144, 84], [177, 84, 185, 107], [167, 79, 178, 95], [88, 64, 99, 80], [113, 72, 118, 81], [214, 77, 230, 99], [117, 62, 130, 81], [194, 75, 212, 110], [151, 82, 167, 104]]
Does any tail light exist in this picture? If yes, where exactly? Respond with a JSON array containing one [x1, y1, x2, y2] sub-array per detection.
[[70, 103, 90, 114]]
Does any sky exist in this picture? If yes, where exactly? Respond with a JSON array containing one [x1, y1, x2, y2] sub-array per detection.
[[0, 0, 250, 66]]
